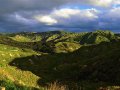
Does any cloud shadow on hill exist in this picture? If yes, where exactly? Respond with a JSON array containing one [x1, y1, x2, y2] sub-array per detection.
[[9, 40, 120, 90]]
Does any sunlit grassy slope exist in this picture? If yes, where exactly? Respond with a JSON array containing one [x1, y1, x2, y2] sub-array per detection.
[[0, 30, 120, 90], [0, 44, 41, 89]]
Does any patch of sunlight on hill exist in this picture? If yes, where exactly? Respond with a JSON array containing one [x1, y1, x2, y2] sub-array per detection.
[[54, 42, 81, 53], [0, 44, 41, 88], [0, 67, 40, 88], [0, 44, 39, 64], [10, 35, 42, 42], [10, 35, 31, 42]]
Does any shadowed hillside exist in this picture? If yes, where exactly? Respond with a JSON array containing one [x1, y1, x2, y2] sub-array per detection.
[[0, 30, 120, 90], [10, 39, 120, 89]]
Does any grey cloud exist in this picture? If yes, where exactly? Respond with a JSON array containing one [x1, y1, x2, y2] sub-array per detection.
[[0, 0, 120, 33], [0, 0, 118, 14]]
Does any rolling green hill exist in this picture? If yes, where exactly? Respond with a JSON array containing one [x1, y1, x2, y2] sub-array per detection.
[[0, 30, 120, 90]]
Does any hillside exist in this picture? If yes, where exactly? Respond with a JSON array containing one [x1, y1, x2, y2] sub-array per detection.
[[0, 30, 120, 90]]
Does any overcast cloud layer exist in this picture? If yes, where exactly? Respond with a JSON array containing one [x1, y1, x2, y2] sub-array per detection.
[[0, 0, 120, 32]]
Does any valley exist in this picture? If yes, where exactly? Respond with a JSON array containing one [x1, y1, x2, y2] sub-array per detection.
[[0, 30, 120, 90]]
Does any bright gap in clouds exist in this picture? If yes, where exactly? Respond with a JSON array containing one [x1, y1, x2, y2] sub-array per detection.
[[34, 7, 99, 25]]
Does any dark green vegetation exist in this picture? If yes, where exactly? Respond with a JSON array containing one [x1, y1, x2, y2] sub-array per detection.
[[0, 30, 120, 90]]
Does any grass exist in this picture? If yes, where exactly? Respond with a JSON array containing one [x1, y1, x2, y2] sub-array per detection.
[[0, 30, 120, 90], [9, 40, 120, 89], [54, 42, 81, 53], [10, 35, 42, 42], [0, 44, 41, 89], [46, 82, 67, 90]]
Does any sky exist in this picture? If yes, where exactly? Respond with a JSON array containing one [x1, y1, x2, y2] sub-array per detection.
[[0, 0, 120, 32]]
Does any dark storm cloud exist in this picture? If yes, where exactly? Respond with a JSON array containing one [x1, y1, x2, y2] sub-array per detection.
[[0, 0, 118, 14], [0, 0, 120, 32]]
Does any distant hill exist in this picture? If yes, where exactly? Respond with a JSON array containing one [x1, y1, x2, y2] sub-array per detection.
[[80, 30, 116, 44], [0, 30, 118, 53]]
